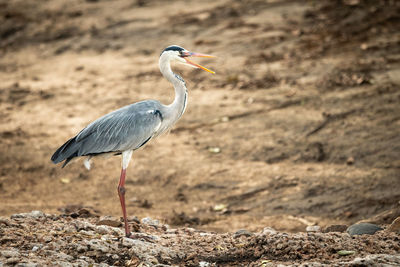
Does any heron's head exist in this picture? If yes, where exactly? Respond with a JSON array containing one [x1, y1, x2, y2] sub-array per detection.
[[160, 45, 215, 74]]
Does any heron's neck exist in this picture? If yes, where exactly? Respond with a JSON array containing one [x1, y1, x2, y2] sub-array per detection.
[[159, 59, 188, 123]]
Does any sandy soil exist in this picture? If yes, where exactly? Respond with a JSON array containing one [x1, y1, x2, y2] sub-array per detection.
[[0, 0, 399, 238]]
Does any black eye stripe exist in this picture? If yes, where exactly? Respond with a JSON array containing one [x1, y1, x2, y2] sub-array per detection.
[[161, 45, 184, 56]]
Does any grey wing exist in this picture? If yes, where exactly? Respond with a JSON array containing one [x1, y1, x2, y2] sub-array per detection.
[[51, 101, 163, 165]]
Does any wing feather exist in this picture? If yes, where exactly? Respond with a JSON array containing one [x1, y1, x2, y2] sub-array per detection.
[[51, 100, 163, 165]]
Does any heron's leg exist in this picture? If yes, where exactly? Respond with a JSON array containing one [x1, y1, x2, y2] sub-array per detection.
[[117, 168, 130, 237]]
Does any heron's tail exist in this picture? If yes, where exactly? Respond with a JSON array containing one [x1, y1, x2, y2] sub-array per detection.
[[51, 136, 80, 168]]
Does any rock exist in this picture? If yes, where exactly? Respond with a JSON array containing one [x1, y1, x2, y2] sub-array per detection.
[[95, 225, 112, 235], [141, 217, 160, 226], [73, 259, 90, 267], [261, 227, 277, 235], [337, 250, 356, 256], [74, 220, 95, 231], [76, 244, 88, 253], [387, 216, 400, 234], [0, 217, 11, 226], [306, 225, 321, 232], [347, 223, 383, 236], [86, 239, 110, 253], [56, 252, 74, 261], [97, 216, 122, 227], [348, 254, 400, 265], [234, 229, 253, 238], [15, 263, 39, 267], [1, 249, 20, 258], [54, 261, 73, 267], [323, 224, 348, 233], [43, 236, 53, 243], [11, 210, 45, 219], [346, 156, 354, 165], [122, 237, 141, 248], [5, 258, 20, 264]]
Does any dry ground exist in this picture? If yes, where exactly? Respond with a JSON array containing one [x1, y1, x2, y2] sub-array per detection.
[[1, 0, 400, 235]]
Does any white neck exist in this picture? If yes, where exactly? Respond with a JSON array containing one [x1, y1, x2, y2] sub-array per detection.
[[159, 55, 188, 125]]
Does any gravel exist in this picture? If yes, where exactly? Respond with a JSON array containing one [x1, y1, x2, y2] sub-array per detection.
[[0, 211, 399, 266]]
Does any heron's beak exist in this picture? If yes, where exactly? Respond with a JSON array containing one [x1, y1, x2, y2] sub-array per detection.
[[181, 51, 215, 74]]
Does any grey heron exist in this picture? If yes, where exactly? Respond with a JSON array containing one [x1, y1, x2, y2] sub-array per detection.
[[51, 45, 214, 237]]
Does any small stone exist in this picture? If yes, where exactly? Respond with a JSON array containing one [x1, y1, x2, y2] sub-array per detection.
[[306, 225, 321, 232], [11, 210, 45, 219], [16, 263, 39, 267], [387, 216, 400, 233], [97, 216, 122, 227], [337, 250, 356, 256], [74, 259, 90, 266], [234, 229, 253, 238], [86, 239, 110, 253], [122, 237, 137, 248], [1, 249, 20, 258], [56, 252, 74, 261], [77, 244, 88, 253], [141, 217, 159, 226], [43, 236, 53, 242], [261, 227, 277, 235], [31, 246, 39, 252], [346, 156, 355, 165], [55, 261, 73, 267], [199, 262, 211, 267], [323, 224, 348, 233], [95, 225, 112, 235], [213, 204, 227, 212], [347, 223, 383, 236], [5, 258, 20, 264], [75, 220, 96, 231], [360, 43, 368, 50], [208, 147, 221, 153], [0, 217, 11, 226]]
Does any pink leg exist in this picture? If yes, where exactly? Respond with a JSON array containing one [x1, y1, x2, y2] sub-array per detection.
[[117, 168, 130, 237]]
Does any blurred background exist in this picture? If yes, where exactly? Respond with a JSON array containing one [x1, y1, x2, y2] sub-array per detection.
[[0, 0, 399, 232]]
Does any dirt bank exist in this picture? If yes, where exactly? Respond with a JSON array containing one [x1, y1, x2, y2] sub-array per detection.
[[1, 0, 399, 236]]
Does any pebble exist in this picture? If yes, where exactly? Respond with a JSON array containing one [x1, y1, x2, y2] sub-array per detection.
[[15, 263, 39, 267], [86, 239, 110, 253], [56, 252, 74, 261], [262, 227, 277, 235], [387, 216, 400, 234], [347, 223, 383, 236], [76, 244, 88, 253], [323, 224, 348, 233], [5, 258, 20, 264], [337, 250, 356, 256], [306, 225, 321, 232], [74, 221, 95, 231], [234, 229, 253, 238], [95, 225, 112, 235], [11, 211, 45, 219], [141, 217, 160, 226], [1, 249, 20, 258], [97, 216, 122, 227], [73, 259, 90, 267], [55, 261, 73, 267], [122, 237, 141, 248]]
